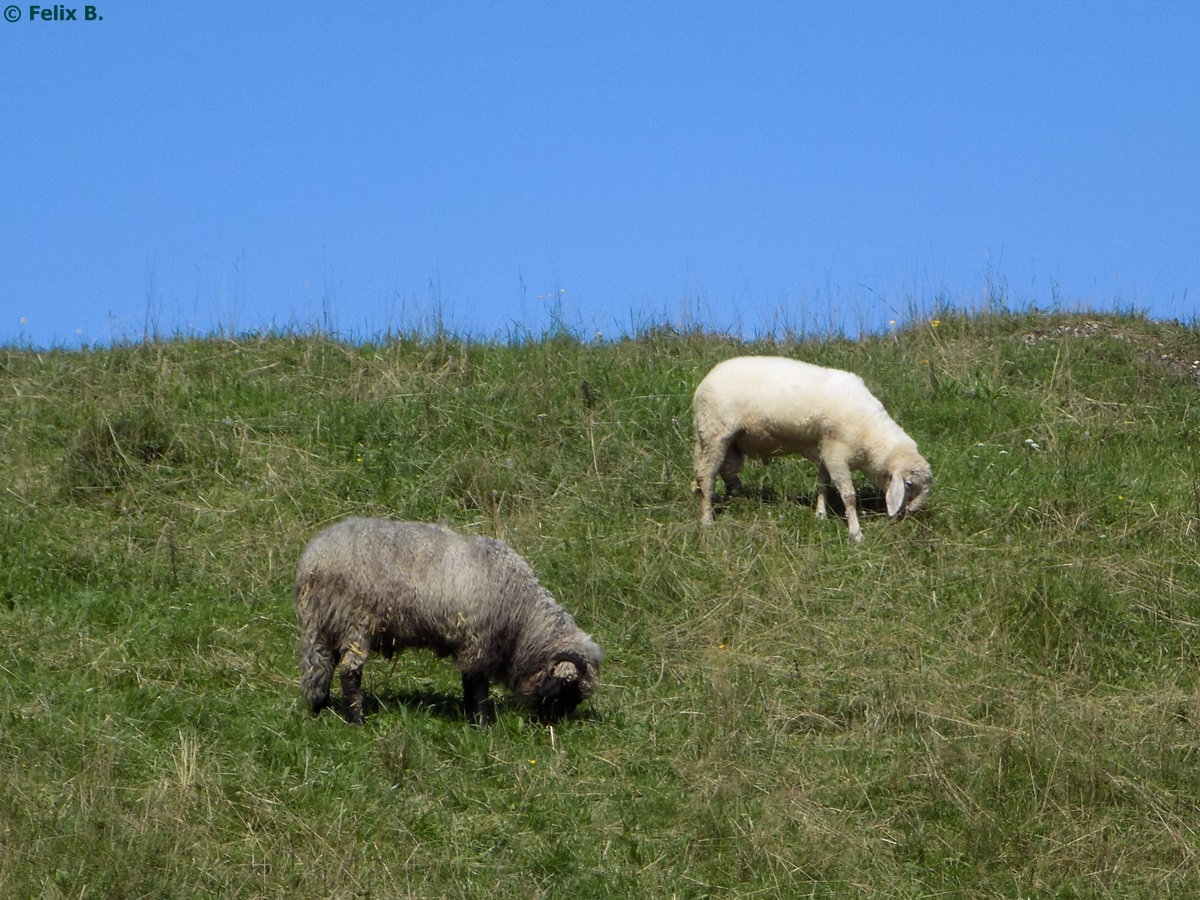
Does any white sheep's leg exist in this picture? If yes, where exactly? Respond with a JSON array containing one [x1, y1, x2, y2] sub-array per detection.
[[692, 439, 715, 523], [843, 494, 863, 544], [815, 464, 832, 520], [826, 461, 863, 543], [694, 432, 736, 524], [462, 672, 491, 726], [717, 444, 744, 497]]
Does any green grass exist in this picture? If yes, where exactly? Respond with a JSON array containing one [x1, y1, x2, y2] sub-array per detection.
[[3, 308, 1200, 897]]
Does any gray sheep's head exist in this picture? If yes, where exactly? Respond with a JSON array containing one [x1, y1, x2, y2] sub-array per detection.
[[521, 650, 600, 721]]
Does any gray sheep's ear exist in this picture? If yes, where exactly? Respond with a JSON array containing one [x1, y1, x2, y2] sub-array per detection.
[[548, 651, 586, 683], [886, 474, 907, 517], [535, 652, 588, 721]]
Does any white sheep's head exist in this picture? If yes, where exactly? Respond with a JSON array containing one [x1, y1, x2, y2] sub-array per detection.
[[886, 460, 933, 518]]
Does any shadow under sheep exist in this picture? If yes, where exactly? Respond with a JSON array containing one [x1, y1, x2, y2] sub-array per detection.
[[717, 481, 892, 520], [352, 685, 598, 726]]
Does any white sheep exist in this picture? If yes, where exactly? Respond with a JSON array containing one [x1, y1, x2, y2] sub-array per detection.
[[295, 517, 602, 725], [692, 356, 932, 542]]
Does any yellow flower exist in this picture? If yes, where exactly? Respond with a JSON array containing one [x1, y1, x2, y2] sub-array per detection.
[[931, 319, 941, 328], [528, 759, 537, 765]]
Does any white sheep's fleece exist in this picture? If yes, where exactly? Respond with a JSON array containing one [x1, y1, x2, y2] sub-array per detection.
[[692, 355, 932, 541]]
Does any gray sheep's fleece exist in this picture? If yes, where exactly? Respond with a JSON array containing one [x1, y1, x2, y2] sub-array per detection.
[[295, 517, 602, 725]]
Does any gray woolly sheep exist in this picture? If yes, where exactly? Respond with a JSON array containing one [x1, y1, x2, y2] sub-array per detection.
[[295, 517, 602, 725], [692, 356, 932, 543]]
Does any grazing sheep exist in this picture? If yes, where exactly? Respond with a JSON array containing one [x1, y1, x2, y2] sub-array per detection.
[[295, 517, 601, 725], [692, 356, 932, 542]]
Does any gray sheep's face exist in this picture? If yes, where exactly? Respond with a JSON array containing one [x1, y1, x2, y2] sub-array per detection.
[[537, 679, 584, 721], [525, 652, 597, 722]]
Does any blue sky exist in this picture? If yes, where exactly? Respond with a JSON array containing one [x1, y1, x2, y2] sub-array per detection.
[[3, 3, 1198, 347]]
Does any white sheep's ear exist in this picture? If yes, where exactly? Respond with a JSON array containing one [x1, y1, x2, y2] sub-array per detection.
[[886, 474, 907, 517]]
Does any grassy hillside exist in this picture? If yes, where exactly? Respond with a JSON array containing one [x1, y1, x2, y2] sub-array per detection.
[[2, 309, 1199, 897]]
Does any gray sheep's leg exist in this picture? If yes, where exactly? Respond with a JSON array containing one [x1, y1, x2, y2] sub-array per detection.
[[299, 639, 337, 714], [462, 672, 491, 726], [340, 667, 365, 725], [337, 641, 369, 724]]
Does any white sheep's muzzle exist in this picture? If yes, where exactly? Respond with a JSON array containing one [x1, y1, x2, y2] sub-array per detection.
[[903, 479, 931, 516]]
